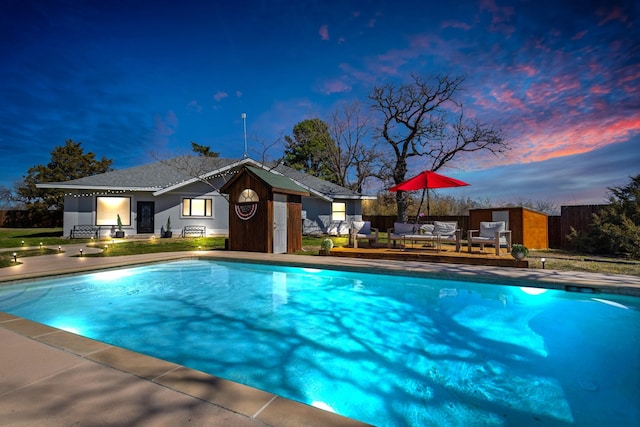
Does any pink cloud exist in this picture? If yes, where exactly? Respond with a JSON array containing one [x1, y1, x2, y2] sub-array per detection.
[[441, 20, 471, 31], [213, 91, 228, 102], [187, 100, 202, 113], [319, 24, 329, 41], [590, 85, 611, 95], [319, 79, 352, 95], [571, 30, 587, 41], [597, 6, 629, 26], [479, 0, 515, 35]]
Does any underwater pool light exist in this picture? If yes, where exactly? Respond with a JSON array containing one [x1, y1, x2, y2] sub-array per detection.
[[520, 286, 547, 295]]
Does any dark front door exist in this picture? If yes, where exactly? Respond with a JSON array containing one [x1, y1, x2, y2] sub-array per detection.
[[137, 202, 155, 234]]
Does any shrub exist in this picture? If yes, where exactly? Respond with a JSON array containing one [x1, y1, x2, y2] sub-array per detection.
[[567, 174, 640, 259]]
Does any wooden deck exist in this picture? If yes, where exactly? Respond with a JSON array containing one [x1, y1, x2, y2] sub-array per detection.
[[330, 242, 529, 268]]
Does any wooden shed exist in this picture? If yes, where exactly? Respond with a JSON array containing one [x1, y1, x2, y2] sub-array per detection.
[[469, 207, 548, 249], [220, 166, 310, 253]]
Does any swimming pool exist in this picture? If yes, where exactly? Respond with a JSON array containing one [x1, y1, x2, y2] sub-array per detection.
[[0, 259, 638, 426]]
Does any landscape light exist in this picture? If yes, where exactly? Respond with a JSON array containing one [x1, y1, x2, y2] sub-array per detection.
[[80, 248, 83, 257], [541, 258, 546, 269], [13, 252, 17, 262], [58, 245, 62, 252], [39, 242, 43, 249], [21, 240, 24, 246], [198, 245, 202, 251]]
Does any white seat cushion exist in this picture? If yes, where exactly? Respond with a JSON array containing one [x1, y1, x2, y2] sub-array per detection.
[[480, 221, 505, 238], [434, 221, 457, 237], [419, 224, 435, 235]]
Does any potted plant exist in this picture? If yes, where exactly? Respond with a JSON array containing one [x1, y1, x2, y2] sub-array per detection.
[[163, 217, 172, 238], [115, 214, 125, 238], [319, 238, 334, 255], [511, 243, 529, 260]]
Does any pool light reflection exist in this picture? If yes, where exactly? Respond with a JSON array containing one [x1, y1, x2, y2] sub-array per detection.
[[90, 269, 134, 281], [311, 401, 336, 413], [519, 287, 547, 296]]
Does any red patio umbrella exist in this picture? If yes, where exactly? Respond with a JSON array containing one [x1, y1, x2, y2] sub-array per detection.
[[388, 170, 470, 219]]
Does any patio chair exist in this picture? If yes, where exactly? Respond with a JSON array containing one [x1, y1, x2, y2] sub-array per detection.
[[349, 220, 379, 248], [467, 221, 512, 255]]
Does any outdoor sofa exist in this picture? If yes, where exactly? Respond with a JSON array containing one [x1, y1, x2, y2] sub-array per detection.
[[387, 221, 462, 252]]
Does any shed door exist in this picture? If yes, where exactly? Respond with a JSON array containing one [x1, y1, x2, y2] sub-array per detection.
[[273, 196, 287, 254]]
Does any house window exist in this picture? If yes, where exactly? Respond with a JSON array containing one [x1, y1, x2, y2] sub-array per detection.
[[182, 198, 213, 217], [331, 202, 346, 221], [96, 197, 131, 226]]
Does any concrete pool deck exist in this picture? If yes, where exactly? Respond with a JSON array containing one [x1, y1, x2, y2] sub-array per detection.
[[1, 244, 639, 426]]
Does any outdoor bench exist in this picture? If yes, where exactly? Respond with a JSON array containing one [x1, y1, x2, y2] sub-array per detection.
[[70, 225, 101, 239], [182, 225, 206, 237]]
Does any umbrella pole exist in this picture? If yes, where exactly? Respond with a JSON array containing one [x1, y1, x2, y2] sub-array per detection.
[[425, 174, 430, 221], [416, 189, 426, 223]]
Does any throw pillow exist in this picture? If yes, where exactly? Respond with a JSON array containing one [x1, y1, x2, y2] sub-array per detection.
[[434, 221, 457, 236]]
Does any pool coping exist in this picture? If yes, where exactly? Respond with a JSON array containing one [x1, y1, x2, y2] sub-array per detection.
[[1, 248, 639, 426]]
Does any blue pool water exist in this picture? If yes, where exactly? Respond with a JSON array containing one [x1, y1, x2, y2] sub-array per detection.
[[0, 259, 638, 426]]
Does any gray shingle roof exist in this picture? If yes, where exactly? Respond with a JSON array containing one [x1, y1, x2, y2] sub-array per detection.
[[270, 163, 363, 199], [38, 156, 371, 200]]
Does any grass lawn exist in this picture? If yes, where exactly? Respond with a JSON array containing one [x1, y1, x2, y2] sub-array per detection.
[[0, 228, 638, 276], [0, 248, 60, 268], [88, 236, 227, 256], [0, 228, 70, 248]]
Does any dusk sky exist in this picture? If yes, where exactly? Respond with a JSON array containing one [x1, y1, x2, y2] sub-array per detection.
[[2, 0, 638, 208]]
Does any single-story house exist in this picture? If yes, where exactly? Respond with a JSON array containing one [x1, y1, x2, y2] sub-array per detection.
[[37, 156, 375, 238]]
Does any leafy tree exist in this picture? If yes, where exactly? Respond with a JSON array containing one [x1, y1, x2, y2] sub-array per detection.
[[282, 118, 338, 182], [369, 74, 508, 222], [568, 174, 640, 258], [191, 141, 220, 157], [16, 139, 113, 215]]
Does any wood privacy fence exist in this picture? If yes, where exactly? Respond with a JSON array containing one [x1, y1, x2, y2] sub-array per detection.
[[365, 205, 607, 250]]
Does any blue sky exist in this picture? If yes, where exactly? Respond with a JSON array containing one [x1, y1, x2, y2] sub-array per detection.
[[1, 0, 638, 207]]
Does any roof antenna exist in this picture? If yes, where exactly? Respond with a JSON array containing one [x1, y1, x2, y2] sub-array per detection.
[[241, 113, 248, 158]]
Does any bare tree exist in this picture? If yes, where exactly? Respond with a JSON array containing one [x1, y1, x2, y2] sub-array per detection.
[[326, 101, 382, 192], [369, 74, 508, 221]]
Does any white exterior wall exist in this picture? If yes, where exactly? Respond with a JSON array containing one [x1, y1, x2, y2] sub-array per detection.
[[63, 186, 231, 238], [62, 182, 363, 238]]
